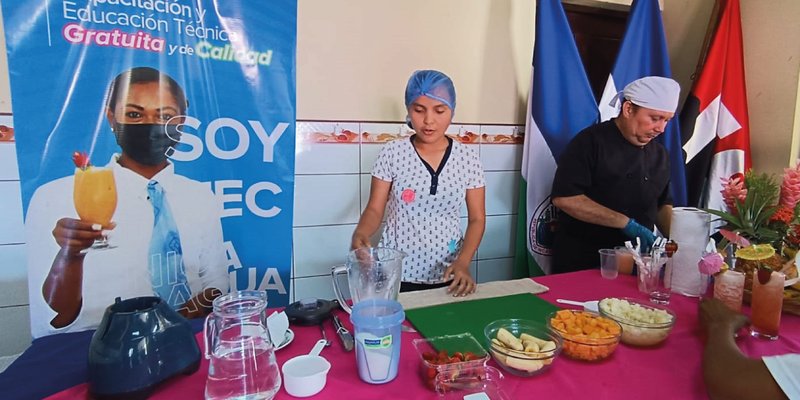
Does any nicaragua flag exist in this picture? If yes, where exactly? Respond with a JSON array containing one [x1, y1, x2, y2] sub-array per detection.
[[513, 0, 598, 277], [681, 0, 750, 210], [597, 0, 688, 207]]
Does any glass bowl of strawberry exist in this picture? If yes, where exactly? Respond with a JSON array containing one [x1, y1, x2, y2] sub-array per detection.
[[412, 333, 489, 391]]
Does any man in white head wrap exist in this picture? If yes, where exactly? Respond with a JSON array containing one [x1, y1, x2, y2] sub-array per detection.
[[549, 76, 681, 274], [613, 76, 681, 146]]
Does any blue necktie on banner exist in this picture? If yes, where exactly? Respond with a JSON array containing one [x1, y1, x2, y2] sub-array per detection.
[[513, 0, 599, 277], [597, 0, 688, 207], [147, 180, 191, 309]]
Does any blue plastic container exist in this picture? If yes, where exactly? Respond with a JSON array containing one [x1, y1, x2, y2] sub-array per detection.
[[350, 299, 405, 384]]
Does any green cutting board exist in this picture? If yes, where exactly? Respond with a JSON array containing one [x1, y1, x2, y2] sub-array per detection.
[[405, 293, 560, 348]]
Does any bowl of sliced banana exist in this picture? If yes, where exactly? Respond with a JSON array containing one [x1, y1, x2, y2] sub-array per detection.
[[483, 319, 562, 376]]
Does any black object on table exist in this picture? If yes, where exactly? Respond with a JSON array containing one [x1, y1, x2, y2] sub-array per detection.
[[284, 298, 339, 348], [0, 318, 204, 400], [88, 297, 201, 400]]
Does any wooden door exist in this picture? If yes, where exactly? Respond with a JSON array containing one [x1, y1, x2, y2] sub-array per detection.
[[563, 3, 629, 101]]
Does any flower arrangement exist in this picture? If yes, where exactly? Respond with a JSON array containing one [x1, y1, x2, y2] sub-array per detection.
[[708, 166, 800, 298], [708, 164, 800, 254]]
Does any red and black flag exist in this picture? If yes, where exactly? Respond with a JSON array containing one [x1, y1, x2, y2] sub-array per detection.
[[681, 0, 751, 210]]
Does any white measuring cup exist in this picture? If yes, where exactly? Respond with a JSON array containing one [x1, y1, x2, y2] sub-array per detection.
[[281, 339, 331, 397]]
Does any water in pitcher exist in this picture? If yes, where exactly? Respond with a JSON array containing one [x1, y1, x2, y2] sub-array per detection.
[[205, 336, 281, 400], [204, 291, 281, 400]]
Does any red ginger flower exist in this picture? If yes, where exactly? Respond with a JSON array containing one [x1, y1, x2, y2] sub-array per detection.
[[720, 174, 747, 213], [779, 161, 800, 209], [788, 224, 800, 247], [770, 205, 794, 224]]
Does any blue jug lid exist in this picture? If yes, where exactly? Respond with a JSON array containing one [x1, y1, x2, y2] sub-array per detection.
[[350, 299, 405, 329]]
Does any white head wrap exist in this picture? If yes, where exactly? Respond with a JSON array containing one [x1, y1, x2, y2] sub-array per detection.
[[608, 76, 681, 113]]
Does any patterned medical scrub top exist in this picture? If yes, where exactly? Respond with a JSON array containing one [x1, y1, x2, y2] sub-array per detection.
[[372, 135, 485, 284]]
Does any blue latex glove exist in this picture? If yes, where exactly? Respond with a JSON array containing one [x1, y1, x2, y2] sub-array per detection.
[[622, 218, 656, 251]]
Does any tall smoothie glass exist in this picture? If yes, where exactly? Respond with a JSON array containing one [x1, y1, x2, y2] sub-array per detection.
[[73, 167, 117, 250], [750, 270, 784, 340], [713, 270, 745, 312]]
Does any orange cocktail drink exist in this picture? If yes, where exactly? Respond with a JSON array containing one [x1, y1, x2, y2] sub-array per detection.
[[73, 167, 117, 226], [615, 246, 634, 275], [750, 271, 784, 340]]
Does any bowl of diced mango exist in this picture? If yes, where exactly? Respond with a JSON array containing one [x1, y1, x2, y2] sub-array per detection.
[[546, 309, 621, 362]]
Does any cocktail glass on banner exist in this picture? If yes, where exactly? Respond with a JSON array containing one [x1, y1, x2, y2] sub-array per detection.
[[750, 270, 785, 340], [73, 164, 117, 250]]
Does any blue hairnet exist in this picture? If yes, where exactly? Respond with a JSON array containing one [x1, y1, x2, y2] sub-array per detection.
[[404, 70, 456, 112]]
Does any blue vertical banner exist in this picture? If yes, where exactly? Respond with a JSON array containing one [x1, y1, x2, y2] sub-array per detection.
[[597, 0, 688, 207], [514, 0, 599, 277], [2, 1, 296, 337]]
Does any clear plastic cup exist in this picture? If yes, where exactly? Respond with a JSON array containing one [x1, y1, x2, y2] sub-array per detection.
[[599, 249, 618, 279], [636, 255, 670, 305]]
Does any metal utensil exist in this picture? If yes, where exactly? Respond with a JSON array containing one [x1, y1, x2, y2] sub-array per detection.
[[319, 321, 331, 347], [331, 315, 354, 352]]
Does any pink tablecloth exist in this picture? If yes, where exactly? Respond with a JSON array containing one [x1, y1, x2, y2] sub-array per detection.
[[48, 270, 800, 400]]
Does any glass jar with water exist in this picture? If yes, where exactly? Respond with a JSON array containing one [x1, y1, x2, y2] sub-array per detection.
[[204, 291, 281, 400]]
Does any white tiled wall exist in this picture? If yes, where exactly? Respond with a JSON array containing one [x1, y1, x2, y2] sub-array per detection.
[[474, 257, 516, 283], [0, 120, 525, 357], [0, 138, 32, 357], [477, 215, 517, 260], [484, 171, 520, 216], [0, 142, 18, 180], [0, 305, 30, 356], [291, 121, 524, 300], [0, 180, 24, 244], [0, 244, 28, 306], [293, 175, 361, 227], [293, 224, 355, 277]]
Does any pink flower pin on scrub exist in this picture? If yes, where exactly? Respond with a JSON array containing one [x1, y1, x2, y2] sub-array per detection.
[[401, 189, 415, 204]]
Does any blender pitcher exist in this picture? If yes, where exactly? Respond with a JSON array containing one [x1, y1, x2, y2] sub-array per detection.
[[332, 247, 406, 313], [204, 291, 281, 400]]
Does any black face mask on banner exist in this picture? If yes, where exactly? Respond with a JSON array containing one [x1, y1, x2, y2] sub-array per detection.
[[114, 123, 181, 166]]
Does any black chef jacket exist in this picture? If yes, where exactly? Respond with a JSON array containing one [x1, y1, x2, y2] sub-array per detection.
[[550, 119, 672, 274]]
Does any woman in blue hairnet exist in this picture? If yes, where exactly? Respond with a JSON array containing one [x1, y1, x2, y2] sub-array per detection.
[[351, 70, 486, 297]]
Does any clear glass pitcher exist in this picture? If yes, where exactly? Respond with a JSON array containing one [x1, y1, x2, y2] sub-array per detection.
[[204, 291, 281, 400], [331, 247, 406, 313]]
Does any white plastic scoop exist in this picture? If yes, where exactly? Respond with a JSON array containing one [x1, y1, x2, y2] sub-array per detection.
[[282, 339, 331, 397], [556, 299, 599, 313]]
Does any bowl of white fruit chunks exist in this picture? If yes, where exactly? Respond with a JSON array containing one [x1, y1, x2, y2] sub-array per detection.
[[483, 319, 562, 376], [598, 297, 676, 347]]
